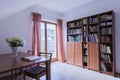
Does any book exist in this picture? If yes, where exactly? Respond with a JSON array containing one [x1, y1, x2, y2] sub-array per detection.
[[83, 18, 87, 24], [106, 46, 111, 53], [101, 62, 107, 71], [107, 55, 111, 62], [24, 56, 41, 61]]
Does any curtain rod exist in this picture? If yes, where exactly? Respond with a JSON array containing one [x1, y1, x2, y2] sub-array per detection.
[[32, 12, 62, 21]]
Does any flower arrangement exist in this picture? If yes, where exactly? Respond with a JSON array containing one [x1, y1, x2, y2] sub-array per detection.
[[6, 36, 24, 47]]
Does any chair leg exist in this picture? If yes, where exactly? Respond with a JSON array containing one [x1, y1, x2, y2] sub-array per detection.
[[36, 77, 40, 80], [23, 75, 25, 80]]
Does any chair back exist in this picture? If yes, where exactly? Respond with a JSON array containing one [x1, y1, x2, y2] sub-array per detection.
[[27, 50, 35, 55], [39, 52, 52, 62]]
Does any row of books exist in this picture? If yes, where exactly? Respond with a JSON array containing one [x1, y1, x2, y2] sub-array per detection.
[[83, 56, 88, 62], [101, 36, 112, 42], [68, 21, 83, 27], [89, 26, 98, 32], [76, 21, 83, 27], [101, 27, 112, 35], [88, 34, 98, 42], [101, 54, 112, 62], [100, 22, 112, 26], [83, 32, 87, 37], [68, 35, 82, 42], [101, 62, 112, 72], [67, 29, 82, 35], [83, 37, 87, 42], [83, 26, 87, 31], [83, 49, 88, 55], [100, 44, 112, 53], [88, 17, 98, 24], [100, 14, 112, 21], [101, 62, 107, 71]]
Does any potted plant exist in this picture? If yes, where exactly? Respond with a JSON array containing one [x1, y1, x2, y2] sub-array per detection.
[[6, 36, 24, 57]]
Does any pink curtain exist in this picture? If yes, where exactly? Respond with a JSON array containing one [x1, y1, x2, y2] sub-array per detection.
[[32, 12, 41, 55], [57, 19, 65, 62]]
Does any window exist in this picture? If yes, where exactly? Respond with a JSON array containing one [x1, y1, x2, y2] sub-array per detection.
[[40, 21, 57, 60]]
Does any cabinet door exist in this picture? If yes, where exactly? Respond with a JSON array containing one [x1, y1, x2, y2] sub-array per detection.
[[74, 42, 83, 66], [67, 42, 74, 64], [88, 42, 99, 70]]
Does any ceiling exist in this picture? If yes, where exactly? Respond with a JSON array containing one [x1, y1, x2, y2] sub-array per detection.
[[0, 0, 96, 20], [37, 0, 96, 13]]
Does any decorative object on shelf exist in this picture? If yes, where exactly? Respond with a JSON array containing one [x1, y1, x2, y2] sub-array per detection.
[[6, 36, 24, 57]]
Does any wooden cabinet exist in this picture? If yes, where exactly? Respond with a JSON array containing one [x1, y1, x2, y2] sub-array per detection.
[[67, 42, 82, 66], [88, 42, 99, 70], [74, 42, 82, 66], [67, 42, 74, 64]]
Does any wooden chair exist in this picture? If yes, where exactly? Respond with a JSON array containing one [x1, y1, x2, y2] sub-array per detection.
[[27, 50, 35, 55], [23, 52, 52, 80]]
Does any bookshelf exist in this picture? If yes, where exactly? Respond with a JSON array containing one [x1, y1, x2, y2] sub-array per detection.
[[82, 18, 88, 68], [99, 11, 115, 76], [67, 10, 115, 76], [67, 20, 83, 66], [88, 14, 99, 71]]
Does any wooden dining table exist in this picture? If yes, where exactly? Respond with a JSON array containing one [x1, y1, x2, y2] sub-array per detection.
[[0, 52, 51, 80]]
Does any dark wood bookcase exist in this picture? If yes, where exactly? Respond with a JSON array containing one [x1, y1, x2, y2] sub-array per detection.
[[67, 20, 83, 66], [88, 14, 99, 71], [67, 10, 115, 76], [99, 11, 115, 76]]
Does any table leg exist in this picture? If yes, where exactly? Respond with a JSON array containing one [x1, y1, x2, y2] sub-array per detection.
[[15, 70, 17, 80], [11, 71, 14, 80]]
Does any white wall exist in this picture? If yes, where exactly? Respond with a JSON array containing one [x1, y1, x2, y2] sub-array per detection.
[[0, 8, 32, 53], [0, 5, 63, 54], [63, 0, 120, 73]]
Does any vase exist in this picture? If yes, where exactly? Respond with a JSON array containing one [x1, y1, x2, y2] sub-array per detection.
[[11, 47, 18, 57]]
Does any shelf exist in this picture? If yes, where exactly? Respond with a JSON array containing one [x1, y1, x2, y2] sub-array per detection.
[[101, 60, 113, 64], [84, 54, 88, 56], [100, 25, 112, 27], [100, 34, 112, 36], [83, 41, 87, 43], [83, 47, 87, 49], [67, 26, 82, 29], [100, 52, 113, 55], [100, 42, 112, 44], [100, 19, 112, 22], [82, 24, 88, 26], [67, 33, 82, 36], [88, 23, 98, 25], [88, 31, 98, 33], [101, 71, 114, 76], [83, 61, 88, 63]]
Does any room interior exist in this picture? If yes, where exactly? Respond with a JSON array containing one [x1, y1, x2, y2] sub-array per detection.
[[0, 0, 120, 80]]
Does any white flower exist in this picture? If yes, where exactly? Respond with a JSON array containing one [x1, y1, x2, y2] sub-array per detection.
[[6, 36, 24, 47]]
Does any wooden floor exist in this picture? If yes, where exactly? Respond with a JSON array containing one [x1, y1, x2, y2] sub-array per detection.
[[0, 61, 120, 80]]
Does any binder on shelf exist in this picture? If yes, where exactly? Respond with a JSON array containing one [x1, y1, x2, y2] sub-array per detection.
[[106, 46, 111, 54], [101, 62, 107, 71], [83, 18, 87, 24], [107, 55, 111, 62]]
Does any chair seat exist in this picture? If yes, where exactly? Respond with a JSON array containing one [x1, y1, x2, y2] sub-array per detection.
[[24, 66, 46, 75]]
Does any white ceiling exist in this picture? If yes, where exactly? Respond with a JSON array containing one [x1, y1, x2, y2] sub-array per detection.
[[37, 0, 96, 13], [0, 0, 96, 20], [0, 0, 40, 20]]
